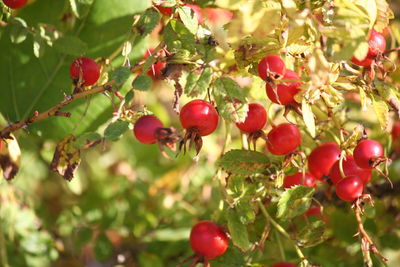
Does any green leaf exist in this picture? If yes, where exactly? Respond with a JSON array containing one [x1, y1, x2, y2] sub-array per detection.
[[132, 74, 152, 91], [302, 99, 316, 138], [184, 67, 213, 97], [219, 149, 271, 175], [69, 0, 94, 18], [104, 121, 130, 141], [53, 36, 88, 56], [124, 90, 134, 105], [374, 0, 394, 32], [177, 6, 198, 35], [111, 66, 131, 88], [277, 185, 314, 220], [94, 233, 113, 262], [213, 77, 248, 123], [136, 8, 161, 36], [226, 209, 251, 252], [9, 17, 28, 44], [371, 94, 389, 130], [164, 19, 196, 52], [295, 220, 327, 248]]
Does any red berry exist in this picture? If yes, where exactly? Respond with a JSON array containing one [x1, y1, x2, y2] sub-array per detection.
[[329, 155, 372, 185], [180, 99, 219, 136], [69, 57, 100, 86], [350, 56, 374, 67], [0, 139, 2, 151], [266, 70, 301, 105], [367, 30, 386, 57], [190, 221, 228, 260], [335, 175, 364, 202], [185, 3, 204, 24], [305, 205, 322, 218], [143, 49, 166, 79], [257, 55, 286, 81], [236, 103, 267, 133], [267, 123, 301, 155], [353, 139, 384, 169], [155, 5, 173, 16], [133, 115, 164, 144], [271, 263, 298, 267], [204, 8, 233, 25], [391, 120, 400, 141], [308, 142, 341, 180], [283, 172, 316, 189], [3, 0, 27, 9]]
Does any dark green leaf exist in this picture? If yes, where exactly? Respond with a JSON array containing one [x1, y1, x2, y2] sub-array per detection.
[[111, 66, 131, 88], [277, 185, 314, 220], [185, 67, 213, 97], [213, 77, 248, 122], [132, 74, 152, 91], [226, 209, 251, 252], [104, 121, 130, 141], [94, 233, 113, 262], [53, 36, 88, 56], [295, 221, 327, 248], [219, 149, 271, 175], [124, 90, 134, 105], [136, 8, 161, 36]]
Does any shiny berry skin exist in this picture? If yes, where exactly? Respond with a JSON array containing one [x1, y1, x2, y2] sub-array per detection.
[[236, 103, 267, 133], [133, 115, 164, 144], [190, 221, 228, 260], [185, 4, 204, 24], [267, 123, 301, 155], [283, 172, 316, 189], [271, 263, 298, 267], [69, 57, 100, 86], [266, 70, 301, 105], [353, 139, 384, 169], [308, 142, 341, 180], [391, 120, 400, 141], [180, 100, 219, 136], [155, 5, 173, 16], [367, 30, 386, 57], [3, 0, 27, 9], [335, 175, 364, 202], [329, 155, 372, 185], [350, 56, 374, 67], [258, 55, 286, 81], [143, 49, 166, 79]]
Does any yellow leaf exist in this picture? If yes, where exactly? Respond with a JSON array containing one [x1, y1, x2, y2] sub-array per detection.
[[0, 134, 21, 180]]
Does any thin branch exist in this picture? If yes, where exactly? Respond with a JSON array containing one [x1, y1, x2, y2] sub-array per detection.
[[0, 82, 114, 139]]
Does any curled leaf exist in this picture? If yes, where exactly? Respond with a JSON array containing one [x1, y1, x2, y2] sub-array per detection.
[[50, 134, 81, 181]]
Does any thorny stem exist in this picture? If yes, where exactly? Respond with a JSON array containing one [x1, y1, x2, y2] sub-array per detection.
[[353, 196, 388, 264], [257, 200, 309, 266]]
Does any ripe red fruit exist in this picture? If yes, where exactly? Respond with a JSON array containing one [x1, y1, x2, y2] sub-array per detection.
[[142, 49, 166, 79], [367, 30, 386, 57], [353, 139, 384, 169], [133, 115, 164, 144], [350, 56, 374, 67], [257, 55, 286, 81], [190, 221, 228, 260], [391, 120, 400, 141], [3, 0, 27, 9], [204, 8, 233, 25], [305, 205, 322, 218], [266, 123, 301, 155], [155, 5, 173, 16], [271, 263, 298, 267], [0, 139, 2, 151], [329, 155, 372, 185], [283, 172, 316, 189], [236, 103, 267, 133], [69, 57, 100, 86], [180, 100, 219, 136], [335, 175, 364, 202], [185, 4, 204, 24], [266, 70, 301, 105], [308, 142, 341, 180]]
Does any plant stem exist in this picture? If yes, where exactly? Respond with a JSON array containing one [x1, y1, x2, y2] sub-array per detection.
[[257, 200, 309, 265], [275, 230, 286, 262]]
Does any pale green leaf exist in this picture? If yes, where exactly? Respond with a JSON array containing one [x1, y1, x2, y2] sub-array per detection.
[[371, 94, 389, 130], [184, 67, 213, 97], [226, 209, 251, 252], [277, 185, 314, 220], [219, 149, 271, 175], [302, 99, 316, 138], [177, 6, 198, 34]]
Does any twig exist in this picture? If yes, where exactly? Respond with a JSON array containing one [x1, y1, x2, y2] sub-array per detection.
[[0, 82, 114, 139], [353, 195, 388, 265]]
